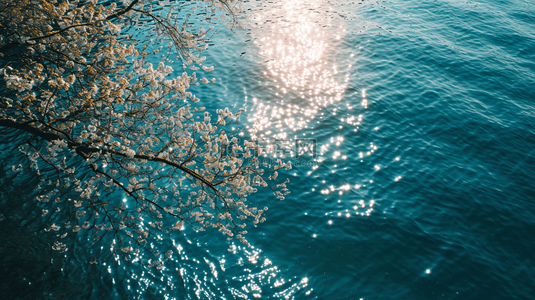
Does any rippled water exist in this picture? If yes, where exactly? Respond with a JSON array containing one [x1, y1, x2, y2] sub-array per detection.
[[2, 0, 535, 299]]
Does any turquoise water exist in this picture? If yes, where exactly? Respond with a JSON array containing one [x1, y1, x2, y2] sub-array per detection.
[[1, 0, 535, 299]]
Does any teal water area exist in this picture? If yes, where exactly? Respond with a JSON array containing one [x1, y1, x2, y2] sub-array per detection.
[[1, 0, 535, 299]]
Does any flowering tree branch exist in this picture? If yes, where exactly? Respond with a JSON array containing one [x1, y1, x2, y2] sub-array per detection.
[[0, 0, 289, 263]]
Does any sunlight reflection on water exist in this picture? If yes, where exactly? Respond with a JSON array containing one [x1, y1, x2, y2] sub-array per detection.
[[247, 0, 349, 142], [246, 0, 381, 221]]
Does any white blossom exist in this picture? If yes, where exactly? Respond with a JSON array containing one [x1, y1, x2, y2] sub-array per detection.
[[0, 0, 289, 267]]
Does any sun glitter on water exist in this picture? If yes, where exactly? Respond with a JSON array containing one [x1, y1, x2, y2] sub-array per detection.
[[247, 0, 349, 143]]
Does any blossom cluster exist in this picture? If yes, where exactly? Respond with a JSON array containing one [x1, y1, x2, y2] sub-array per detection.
[[0, 0, 288, 263]]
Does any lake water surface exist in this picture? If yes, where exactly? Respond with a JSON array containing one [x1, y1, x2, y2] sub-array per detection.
[[1, 0, 535, 299]]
